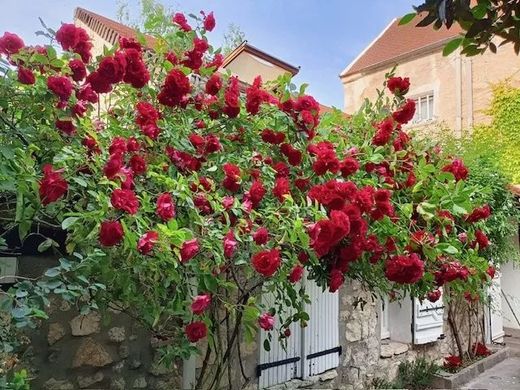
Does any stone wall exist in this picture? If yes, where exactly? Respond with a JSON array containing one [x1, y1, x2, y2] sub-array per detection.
[[21, 297, 181, 390]]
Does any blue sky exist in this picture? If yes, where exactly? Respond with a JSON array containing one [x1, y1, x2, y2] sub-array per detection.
[[0, 0, 419, 108]]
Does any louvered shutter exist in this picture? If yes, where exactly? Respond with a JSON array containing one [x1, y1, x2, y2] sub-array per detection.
[[413, 293, 444, 344]]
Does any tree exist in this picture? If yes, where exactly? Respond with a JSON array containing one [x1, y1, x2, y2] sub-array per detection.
[[403, 0, 520, 55], [222, 23, 246, 55]]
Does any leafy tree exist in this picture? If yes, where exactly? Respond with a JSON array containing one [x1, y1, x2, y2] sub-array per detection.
[[222, 23, 246, 55], [402, 0, 520, 55]]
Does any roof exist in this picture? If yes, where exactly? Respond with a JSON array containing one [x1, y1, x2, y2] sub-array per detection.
[[222, 41, 300, 76], [74, 7, 156, 48], [340, 14, 464, 78]]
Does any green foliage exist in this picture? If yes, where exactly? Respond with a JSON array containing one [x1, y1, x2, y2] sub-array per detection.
[[372, 358, 440, 390], [222, 24, 246, 55], [0, 369, 30, 390]]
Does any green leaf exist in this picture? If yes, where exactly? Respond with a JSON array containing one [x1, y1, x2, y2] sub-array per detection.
[[37, 238, 53, 253], [263, 338, 271, 352], [44, 268, 60, 278], [399, 13, 416, 25], [61, 217, 79, 230], [443, 37, 464, 56]]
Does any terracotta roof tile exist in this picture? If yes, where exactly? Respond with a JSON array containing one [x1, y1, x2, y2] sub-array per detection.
[[341, 14, 464, 77]]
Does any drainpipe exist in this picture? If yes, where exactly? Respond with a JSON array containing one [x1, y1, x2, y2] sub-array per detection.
[[455, 53, 463, 137], [467, 58, 474, 130], [182, 356, 196, 390]]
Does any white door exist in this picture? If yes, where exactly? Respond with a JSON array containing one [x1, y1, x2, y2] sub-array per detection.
[[258, 291, 302, 389], [303, 278, 340, 377], [486, 272, 505, 342], [413, 294, 444, 344]]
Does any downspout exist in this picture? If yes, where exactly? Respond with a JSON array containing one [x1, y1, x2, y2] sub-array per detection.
[[183, 278, 197, 390], [467, 58, 474, 130], [455, 52, 463, 137]]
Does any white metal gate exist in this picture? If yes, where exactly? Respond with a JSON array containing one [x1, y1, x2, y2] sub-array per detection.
[[258, 277, 340, 388], [486, 271, 504, 342]]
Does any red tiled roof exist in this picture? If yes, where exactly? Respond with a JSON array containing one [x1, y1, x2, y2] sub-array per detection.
[[74, 7, 156, 48], [341, 14, 464, 78]]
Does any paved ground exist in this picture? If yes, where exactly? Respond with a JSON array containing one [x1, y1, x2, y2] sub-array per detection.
[[462, 357, 520, 389]]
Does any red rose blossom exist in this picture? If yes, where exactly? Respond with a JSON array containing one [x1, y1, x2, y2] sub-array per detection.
[[191, 294, 211, 315], [442, 159, 468, 181], [223, 230, 238, 258], [202, 11, 216, 31], [258, 313, 275, 331], [288, 265, 304, 284], [156, 193, 176, 221], [273, 177, 291, 202], [99, 220, 124, 247], [251, 249, 281, 277], [111, 189, 139, 214], [39, 164, 68, 205], [387, 76, 410, 95], [185, 321, 207, 342], [0, 32, 24, 56], [392, 99, 416, 124], [181, 239, 200, 262], [173, 13, 192, 32], [137, 231, 159, 255], [329, 269, 345, 293], [309, 210, 350, 257], [47, 76, 73, 101], [253, 227, 269, 245], [55, 119, 76, 136], [427, 289, 442, 303], [385, 253, 424, 284], [17, 67, 35, 85]]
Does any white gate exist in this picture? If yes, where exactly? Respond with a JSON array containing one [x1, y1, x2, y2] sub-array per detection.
[[258, 292, 302, 389], [413, 294, 444, 344], [486, 271, 504, 342], [258, 276, 339, 388], [303, 278, 340, 376]]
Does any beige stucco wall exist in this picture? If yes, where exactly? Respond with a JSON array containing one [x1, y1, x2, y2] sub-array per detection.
[[341, 43, 520, 134], [222, 51, 291, 85]]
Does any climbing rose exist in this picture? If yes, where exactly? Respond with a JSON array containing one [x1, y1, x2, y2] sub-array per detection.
[[17, 67, 35, 85], [444, 355, 462, 369], [272, 177, 290, 202], [385, 253, 424, 284], [55, 120, 75, 136], [442, 159, 468, 181], [55, 24, 92, 62], [340, 157, 359, 177], [69, 59, 86, 82], [191, 294, 211, 315], [202, 11, 216, 31], [111, 189, 139, 214], [309, 210, 350, 257], [288, 265, 304, 284], [39, 164, 68, 205], [329, 269, 345, 293], [472, 230, 489, 249], [251, 249, 281, 277], [123, 48, 150, 88], [387, 76, 410, 95], [465, 204, 491, 223], [180, 239, 199, 262], [137, 231, 159, 255], [0, 32, 24, 55], [223, 76, 240, 117], [253, 227, 269, 245], [205, 73, 222, 95], [473, 342, 491, 357], [99, 220, 124, 247], [258, 313, 275, 331], [486, 265, 496, 279], [173, 13, 192, 32], [223, 230, 238, 258], [158, 69, 191, 107], [427, 290, 442, 303], [47, 76, 73, 101], [129, 154, 147, 175], [392, 99, 416, 124], [185, 321, 207, 342], [280, 143, 302, 166]]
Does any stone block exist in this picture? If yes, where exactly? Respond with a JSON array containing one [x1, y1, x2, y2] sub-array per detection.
[[70, 311, 101, 336], [108, 326, 126, 343], [77, 371, 104, 388], [43, 378, 74, 390], [72, 337, 113, 367], [48, 323, 66, 345]]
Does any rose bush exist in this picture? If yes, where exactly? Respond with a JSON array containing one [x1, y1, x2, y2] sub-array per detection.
[[0, 9, 500, 387]]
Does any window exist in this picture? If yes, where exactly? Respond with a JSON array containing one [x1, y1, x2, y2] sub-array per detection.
[[411, 92, 434, 124]]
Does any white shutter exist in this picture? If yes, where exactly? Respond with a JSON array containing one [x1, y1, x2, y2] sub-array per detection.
[[258, 292, 302, 389], [486, 271, 505, 342], [413, 292, 444, 344], [303, 277, 340, 377]]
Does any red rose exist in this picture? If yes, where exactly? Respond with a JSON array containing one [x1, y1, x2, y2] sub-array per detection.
[[181, 239, 199, 262], [223, 77, 240, 117], [280, 143, 302, 166], [0, 32, 24, 56], [248, 180, 266, 208], [103, 153, 123, 179], [473, 342, 491, 357], [173, 13, 192, 32], [123, 48, 150, 88], [340, 157, 359, 177], [427, 289, 442, 303], [442, 159, 468, 181], [329, 269, 345, 293], [465, 204, 491, 223], [207, 53, 223, 69], [56, 24, 92, 62], [288, 265, 304, 284], [156, 193, 176, 221], [82, 136, 101, 155], [205, 73, 222, 95], [251, 249, 281, 277], [253, 227, 269, 245], [69, 59, 86, 82], [129, 154, 147, 175], [86, 71, 112, 94], [486, 265, 496, 279], [385, 254, 424, 284], [258, 313, 275, 331], [77, 84, 98, 103], [166, 147, 201, 173], [261, 129, 286, 145], [309, 210, 350, 257], [223, 230, 238, 258], [435, 261, 470, 285], [444, 355, 462, 369], [202, 11, 216, 31], [119, 37, 142, 51], [55, 119, 76, 136], [472, 230, 489, 249], [246, 76, 273, 115], [191, 294, 211, 315], [39, 164, 68, 205], [194, 194, 213, 215], [272, 177, 290, 202], [372, 117, 394, 146], [137, 231, 159, 255], [17, 67, 35, 85], [47, 76, 73, 101], [185, 321, 207, 343], [98, 53, 126, 84], [127, 137, 141, 152], [99, 220, 124, 247], [111, 189, 139, 214], [387, 76, 410, 95], [298, 252, 309, 264], [312, 145, 340, 176], [392, 99, 416, 124], [158, 69, 191, 107]]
